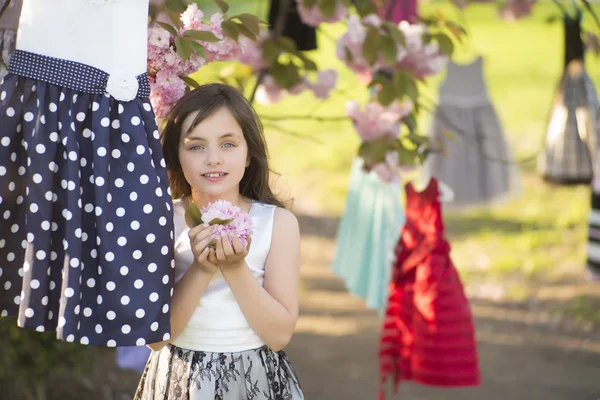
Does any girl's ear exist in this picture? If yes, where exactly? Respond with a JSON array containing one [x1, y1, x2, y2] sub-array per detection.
[[246, 156, 251, 168]]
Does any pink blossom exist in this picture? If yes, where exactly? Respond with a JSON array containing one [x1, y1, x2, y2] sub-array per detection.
[[306, 69, 338, 99], [296, 0, 348, 27], [181, 3, 205, 30], [238, 29, 270, 70], [336, 15, 372, 75], [200, 200, 255, 248], [371, 151, 400, 183], [498, 0, 536, 21], [395, 21, 449, 78], [255, 75, 286, 105], [346, 99, 413, 142], [148, 26, 172, 50]]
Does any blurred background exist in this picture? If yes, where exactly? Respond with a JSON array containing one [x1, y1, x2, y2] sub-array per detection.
[[1, 0, 600, 399]]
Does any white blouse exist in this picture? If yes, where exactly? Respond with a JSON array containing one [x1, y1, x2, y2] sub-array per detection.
[[170, 200, 276, 353]]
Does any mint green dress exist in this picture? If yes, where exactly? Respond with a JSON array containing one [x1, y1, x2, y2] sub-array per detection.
[[331, 158, 405, 310]]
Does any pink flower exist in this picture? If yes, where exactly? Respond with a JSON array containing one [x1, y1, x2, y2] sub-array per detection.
[[181, 3, 205, 30], [336, 15, 372, 75], [371, 151, 400, 183], [238, 29, 270, 70], [498, 0, 536, 21], [296, 0, 348, 27], [346, 99, 413, 141], [306, 69, 338, 99], [395, 21, 449, 78], [200, 200, 254, 248], [255, 75, 286, 105], [148, 26, 172, 50]]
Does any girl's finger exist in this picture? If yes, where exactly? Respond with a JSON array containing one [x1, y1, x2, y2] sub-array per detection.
[[208, 248, 219, 265], [189, 223, 211, 242], [199, 247, 216, 268], [221, 232, 235, 257], [230, 235, 244, 255], [215, 237, 226, 261]]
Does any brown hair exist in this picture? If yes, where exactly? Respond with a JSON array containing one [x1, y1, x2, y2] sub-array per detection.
[[161, 83, 285, 208]]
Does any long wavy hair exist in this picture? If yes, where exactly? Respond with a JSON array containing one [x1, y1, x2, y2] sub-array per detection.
[[161, 83, 285, 208]]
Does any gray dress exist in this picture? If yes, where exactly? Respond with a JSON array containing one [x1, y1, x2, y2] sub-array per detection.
[[425, 56, 520, 209], [537, 60, 600, 184]]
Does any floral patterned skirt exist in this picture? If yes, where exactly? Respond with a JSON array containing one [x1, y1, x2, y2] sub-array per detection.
[[134, 344, 304, 400]]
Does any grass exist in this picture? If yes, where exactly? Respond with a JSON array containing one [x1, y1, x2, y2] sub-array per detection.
[[193, 1, 600, 319]]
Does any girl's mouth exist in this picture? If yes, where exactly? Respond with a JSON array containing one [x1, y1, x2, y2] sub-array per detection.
[[202, 173, 228, 182]]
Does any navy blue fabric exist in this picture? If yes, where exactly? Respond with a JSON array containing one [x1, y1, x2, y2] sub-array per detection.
[[0, 51, 175, 347]]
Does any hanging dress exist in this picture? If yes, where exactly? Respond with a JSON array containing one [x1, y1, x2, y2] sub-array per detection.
[[379, 178, 479, 399], [425, 56, 521, 209], [0, 0, 175, 347], [586, 152, 600, 281], [268, 0, 317, 51], [0, 0, 21, 78], [331, 158, 404, 310], [537, 14, 600, 184]]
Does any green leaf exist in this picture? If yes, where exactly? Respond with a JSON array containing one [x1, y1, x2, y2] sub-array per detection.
[[317, 0, 336, 19], [190, 41, 208, 59], [236, 13, 261, 36], [405, 78, 419, 103], [180, 75, 200, 89], [362, 27, 381, 65], [157, 22, 178, 37], [213, 0, 230, 14], [302, 57, 318, 71], [385, 23, 406, 47], [270, 62, 301, 89], [184, 201, 203, 228], [236, 22, 258, 40], [358, 139, 393, 164], [276, 36, 298, 53], [403, 114, 417, 133], [353, 0, 376, 17], [208, 218, 234, 226], [377, 84, 397, 106], [393, 71, 407, 98], [175, 37, 193, 63], [434, 33, 454, 56], [546, 15, 561, 24], [380, 35, 398, 64], [262, 39, 280, 64], [344, 46, 353, 62], [221, 19, 240, 41], [183, 29, 222, 42], [167, 8, 182, 29]]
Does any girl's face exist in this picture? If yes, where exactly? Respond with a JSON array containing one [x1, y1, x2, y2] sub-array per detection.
[[179, 106, 249, 201]]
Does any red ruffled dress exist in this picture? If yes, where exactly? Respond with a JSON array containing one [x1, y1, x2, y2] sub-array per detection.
[[379, 178, 480, 399]]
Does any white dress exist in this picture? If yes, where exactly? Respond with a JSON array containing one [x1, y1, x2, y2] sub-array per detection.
[[135, 200, 305, 399]]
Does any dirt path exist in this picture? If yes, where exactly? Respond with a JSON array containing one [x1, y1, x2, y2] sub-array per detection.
[[286, 215, 600, 400]]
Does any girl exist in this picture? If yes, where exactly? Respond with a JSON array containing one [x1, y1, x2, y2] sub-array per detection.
[[0, 0, 174, 347], [134, 83, 304, 399]]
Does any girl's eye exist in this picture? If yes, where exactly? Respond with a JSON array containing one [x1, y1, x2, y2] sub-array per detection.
[[190, 145, 204, 151], [222, 142, 236, 148]]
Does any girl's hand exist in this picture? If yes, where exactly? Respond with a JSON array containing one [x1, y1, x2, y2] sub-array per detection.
[[208, 232, 251, 270], [189, 224, 218, 274]]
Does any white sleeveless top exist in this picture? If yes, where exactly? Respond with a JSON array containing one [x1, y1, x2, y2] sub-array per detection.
[[16, 0, 148, 78], [170, 199, 276, 352]]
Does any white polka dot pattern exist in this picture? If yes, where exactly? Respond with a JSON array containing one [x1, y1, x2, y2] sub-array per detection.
[[0, 51, 174, 347], [8, 50, 151, 99]]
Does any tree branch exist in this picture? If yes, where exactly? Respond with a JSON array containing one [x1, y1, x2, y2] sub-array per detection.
[[581, 0, 600, 32], [249, 0, 292, 104]]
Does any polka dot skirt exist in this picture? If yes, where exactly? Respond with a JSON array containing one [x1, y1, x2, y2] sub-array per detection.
[[0, 50, 175, 346]]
